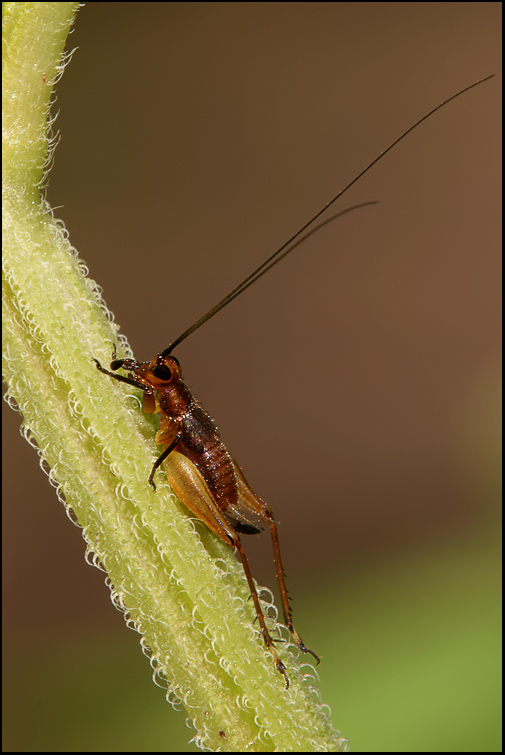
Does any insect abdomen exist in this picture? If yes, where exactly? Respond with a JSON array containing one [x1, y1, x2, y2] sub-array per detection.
[[179, 406, 238, 512]]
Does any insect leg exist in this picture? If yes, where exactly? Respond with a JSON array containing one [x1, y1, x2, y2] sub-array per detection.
[[231, 457, 320, 662], [234, 537, 290, 688], [93, 359, 148, 392], [163, 452, 290, 686], [148, 431, 182, 490], [267, 518, 320, 664]]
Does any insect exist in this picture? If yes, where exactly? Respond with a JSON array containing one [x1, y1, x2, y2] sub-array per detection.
[[95, 76, 493, 687]]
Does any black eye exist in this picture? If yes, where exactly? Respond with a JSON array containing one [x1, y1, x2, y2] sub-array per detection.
[[152, 365, 172, 381]]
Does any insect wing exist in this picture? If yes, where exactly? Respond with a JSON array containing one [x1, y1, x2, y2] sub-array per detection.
[[230, 457, 273, 524], [164, 451, 237, 545]]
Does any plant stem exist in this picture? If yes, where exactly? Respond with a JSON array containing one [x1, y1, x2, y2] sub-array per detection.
[[2, 4, 347, 750]]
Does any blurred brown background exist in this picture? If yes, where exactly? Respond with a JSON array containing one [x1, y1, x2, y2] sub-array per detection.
[[3, 2, 500, 752]]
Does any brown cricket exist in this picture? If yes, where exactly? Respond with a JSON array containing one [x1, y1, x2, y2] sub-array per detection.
[[95, 76, 493, 687]]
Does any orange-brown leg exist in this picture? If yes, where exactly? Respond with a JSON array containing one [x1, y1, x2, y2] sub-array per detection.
[[267, 518, 320, 664], [234, 538, 290, 688]]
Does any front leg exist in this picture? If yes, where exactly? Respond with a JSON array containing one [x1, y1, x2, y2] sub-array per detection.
[[94, 358, 148, 392], [148, 431, 182, 490]]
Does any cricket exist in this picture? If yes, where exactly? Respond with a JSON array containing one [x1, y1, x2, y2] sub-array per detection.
[[95, 75, 493, 687]]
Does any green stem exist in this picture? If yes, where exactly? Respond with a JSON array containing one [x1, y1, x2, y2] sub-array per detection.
[[2, 4, 347, 750]]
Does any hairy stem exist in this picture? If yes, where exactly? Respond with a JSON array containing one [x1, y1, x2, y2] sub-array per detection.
[[2, 3, 347, 750]]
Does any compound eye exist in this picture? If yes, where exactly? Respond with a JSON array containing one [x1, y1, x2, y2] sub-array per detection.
[[152, 364, 172, 381]]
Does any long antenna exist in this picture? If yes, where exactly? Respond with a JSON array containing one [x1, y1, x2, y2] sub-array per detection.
[[162, 74, 494, 357]]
